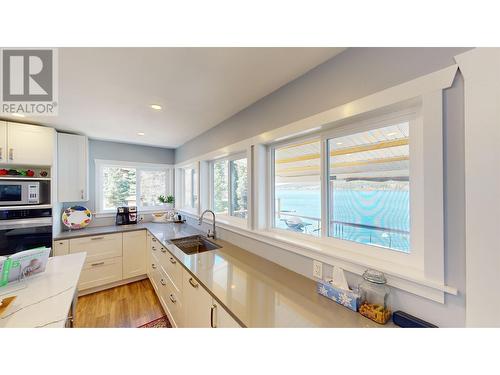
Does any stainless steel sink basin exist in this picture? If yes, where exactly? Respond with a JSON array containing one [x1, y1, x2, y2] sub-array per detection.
[[170, 235, 221, 255]]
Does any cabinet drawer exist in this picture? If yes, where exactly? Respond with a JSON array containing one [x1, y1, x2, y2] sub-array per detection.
[[157, 245, 182, 294], [158, 269, 183, 327], [53, 240, 69, 256], [78, 256, 123, 291], [70, 233, 122, 263], [149, 258, 161, 291]]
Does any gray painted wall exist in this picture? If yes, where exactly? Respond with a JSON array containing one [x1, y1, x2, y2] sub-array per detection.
[[176, 47, 471, 327]]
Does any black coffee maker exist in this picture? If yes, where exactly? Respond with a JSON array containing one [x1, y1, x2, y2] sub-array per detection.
[[116, 206, 137, 225]]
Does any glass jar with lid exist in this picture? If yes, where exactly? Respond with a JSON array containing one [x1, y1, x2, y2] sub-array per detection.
[[358, 269, 391, 324]]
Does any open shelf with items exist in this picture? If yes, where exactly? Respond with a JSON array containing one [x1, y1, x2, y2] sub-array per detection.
[[0, 176, 51, 181]]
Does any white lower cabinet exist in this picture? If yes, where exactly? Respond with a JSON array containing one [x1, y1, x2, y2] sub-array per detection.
[[122, 230, 147, 279], [159, 270, 184, 327], [66, 230, 148, 292], [78, 256, 123, 290], [53, 240, 69, 257], [212, 301, 241, 328], [182, 268, 213, 328], [147, 237, 241, 328], [69, 233, 122, 264]]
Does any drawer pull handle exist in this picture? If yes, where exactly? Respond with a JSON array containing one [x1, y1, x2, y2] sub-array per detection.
[[169, 257, 176, 264], [188, 277, 198, 288], [152, 246, 157, 251], [91, 261, 105, 267], [152, 264, 157, 269], [169, 294, 176, 303], [210, 304, 217, 328], [91, 236, 105, 241], [152, 238, 157, 242], [160, 279, 167, 286], [161, 247, 167, 253]]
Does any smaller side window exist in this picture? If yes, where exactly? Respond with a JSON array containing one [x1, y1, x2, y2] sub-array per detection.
[[211, 155, 248, 220], [272, 139, 321, 237]]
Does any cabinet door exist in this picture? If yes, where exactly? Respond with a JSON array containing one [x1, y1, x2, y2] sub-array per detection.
[[7, 122, 54, 165], [182, 269, 212, 328], [213, 301, 241, 328], [57, 133, 88, 202], [0, 121, 7, 163], [123, 230, 147, 279], [53, 239, 69, 257]]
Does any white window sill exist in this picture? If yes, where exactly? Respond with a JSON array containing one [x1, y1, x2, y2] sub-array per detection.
[[172, 208, 457, 303], [218, 221, 456, 303]]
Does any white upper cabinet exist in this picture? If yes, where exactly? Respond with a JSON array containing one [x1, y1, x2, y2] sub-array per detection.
[[5, 122, 54, 166], [0, 121, 7, 163], [57, 133, 88, 202]]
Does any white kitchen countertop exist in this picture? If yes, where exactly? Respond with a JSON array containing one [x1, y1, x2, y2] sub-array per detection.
[[0, 253, 86, 328]]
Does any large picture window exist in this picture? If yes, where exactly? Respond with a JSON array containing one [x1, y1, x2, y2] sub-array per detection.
[[327, 122, 410, 252], [96, 160, 172, 213], [211, 155, 248, 219]]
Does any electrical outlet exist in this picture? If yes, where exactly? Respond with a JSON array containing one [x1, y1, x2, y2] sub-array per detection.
[[312, 260, 323, 279]]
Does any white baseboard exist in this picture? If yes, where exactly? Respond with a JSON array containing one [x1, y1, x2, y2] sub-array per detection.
[[78, 274, 148, 296]]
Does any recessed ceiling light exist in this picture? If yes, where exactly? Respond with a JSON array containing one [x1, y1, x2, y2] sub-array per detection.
[[150, 104, 162, 110], [12, 113, 25, 118], [137, 132, 145, 136], [336, 142, 343, 145]]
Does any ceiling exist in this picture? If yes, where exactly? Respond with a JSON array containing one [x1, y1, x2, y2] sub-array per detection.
[[2, 48, 345, 149]]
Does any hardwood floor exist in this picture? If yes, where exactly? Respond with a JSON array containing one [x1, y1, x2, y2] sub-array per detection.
[[74, 279, 165, 328]]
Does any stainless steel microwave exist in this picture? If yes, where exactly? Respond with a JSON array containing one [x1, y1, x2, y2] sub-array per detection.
[[0, 181, 40, 206]]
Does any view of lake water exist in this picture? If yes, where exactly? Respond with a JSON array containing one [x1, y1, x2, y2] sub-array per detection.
[[275, 188, 410, 252]]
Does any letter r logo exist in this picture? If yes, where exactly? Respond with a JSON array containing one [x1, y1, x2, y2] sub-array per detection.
[[2, 49, 53, 102]]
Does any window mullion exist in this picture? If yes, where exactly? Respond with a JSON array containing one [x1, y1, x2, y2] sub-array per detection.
[[228, 160, 233, 216], [135, 168, 141, 210], [320, 138, 328, 238]]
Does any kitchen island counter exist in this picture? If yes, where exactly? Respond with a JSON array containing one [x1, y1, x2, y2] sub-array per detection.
[[0, 253, 86, 328]]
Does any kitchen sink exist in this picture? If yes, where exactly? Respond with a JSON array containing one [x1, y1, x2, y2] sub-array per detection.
[[170, 235, 221, 255]]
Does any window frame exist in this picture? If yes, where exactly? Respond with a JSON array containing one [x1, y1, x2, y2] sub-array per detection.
[[176, 162, 200, 214], [268, 108, 423, 270], [269, 136, 322, 237], [94, 159, 174, 215], [209, 152, 248, 222]]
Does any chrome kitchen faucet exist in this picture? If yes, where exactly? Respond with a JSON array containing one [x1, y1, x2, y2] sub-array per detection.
[[199, 209, 216, 240]]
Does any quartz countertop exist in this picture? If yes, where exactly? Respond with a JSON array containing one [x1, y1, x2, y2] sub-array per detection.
[[53, 222, 202, 241], [54, 223, 393, 328], [0, 253, 86, 328]]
